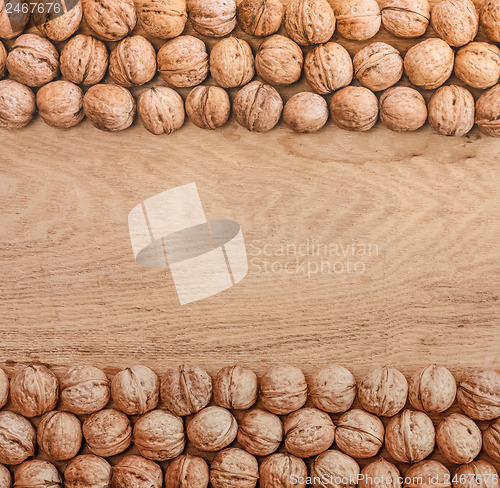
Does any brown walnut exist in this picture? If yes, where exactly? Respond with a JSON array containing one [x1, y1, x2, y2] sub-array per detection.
[[185, 86, 231, 130], [138, 0, 187, 39], [187, 0, 237, 37], [475, 85, 500, 137], [34, 0, 82, 41], [359, 459, 401, 488], [82, 0, 136, 41], [0, 411, 36, 465], [330, 86, 379, 132], [14, 460, 61, 488], [334, 0, 381, 40], [64, 455, 112, 488], [37, 410, 82, 461], [285, 0, 335, 45], [259, 453, 308, 488], [481, 0, 500, 42], [431, 0, 478, 47], [379, 87, 428, 132], [237, 0, 284, 36], [210, 448, 259, 488], [0, 80, 35, 129], [457, 369, 500, 420], [165, 454, 209, 488], [0, 0, 30, 39], [455, 42, 500, 89], [187, 406, 237, 452], [0, 465, 10, 488], [310, 450, 360, 488], [283, 92, 329, 133], [213, 365, 258, 410], [453, 461, 499, 488], [404, 461, 452, 488], [0, 368, 7, 408], [309, 364, 356, 413], [483, 418, 500, 462], [237, 408, 283, 456], [381, 0, 431, 38], [112, 455, 162, 488]]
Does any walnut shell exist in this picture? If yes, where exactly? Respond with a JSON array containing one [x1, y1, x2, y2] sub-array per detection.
[[334, 0, 381, 40], [14, 460, 61, 488], [431, 0, 478, 47], [330, 86, 379, 132], [210, 448, 259, 488], [233, 80, 283, 132], [37, 411, 82, 461], [285, 0, 335, 45], [133, 409, 185, 461], [34, 0, 82, 41], [82, 0, 136, 41], [237, 408, 283, 456], [0, 411, 35, 465], [381, 0, 430, 37], [213, 365, 258, 410], [310, 450, 360, 488], [83, 409, 132, 457], [483, 418, 500, 462], [0, 41, 5, 79], [404, 461, 452, 488], [138, 0, 187, 39], [187, 406, 237, 452], [187, 0, 236, 37], [160, 365, 212, 416], [112, 456, 162, 488], [408, 365, 457, 412], [428, 85, 475, 137], [185, 85, 230, 129], [354, 42, 403, 91], [237, 0, 284, 36], [6, 34, 59, 88], [457, 369, 500, 420], [0, 465, 11, 488], [210, 36, 255, 88], [109, 36, 157, 87], [304, 42, 353, 95], [60, 365, 110, 414], [453, 461, 499, 488], [64, 455, 112, 488], [0, 80, 36, 130], [255, 34, 303, 86], [455, 42, 500, 89], [359, 459, 401, 488], [259, 453, 308, 488], [283, 92, 329, 133], [165, 454, 209, 488], [380, 86, 428, 132], [481, 0, 500, 42], [157, 36, 209, 87], [0, 368, 8, 409], [475, 85, 500, 136], [0, 0, 30, 39], [436, 413, 482, 464]]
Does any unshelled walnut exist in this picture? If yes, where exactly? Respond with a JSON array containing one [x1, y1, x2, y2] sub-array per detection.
[[310, 450, 360, 488], [83, 408, 132, 457], [255, 34, 303, 86], [109, 36, 157, 87], [157, 36, 209, 87], [260, 453, 308, 488], [238, 0, 284, 36], [14, 460, 61, 488], [237, 409, 283, 456], [160, 365, 212, 416], [305, 43, 353, 95], [428, 85, 475, 137], [210, 448, 259, 488], [454, 461, 499, 488], [61, 365, 110, 414], [165, 455, 209, 488], [283, 92, 329, 133], [187, 406, 237, 452], [0, 42, 5, 79], [475, 85, 500, 137], [233, 81, 283, 132], [37, 411, 82, 461], [330, 86, 379, 132], [381, 0, 430, 37], [358, 366, 408, 416], [6, 34, 58, 88], [404, 461, 452, 488], [0, 0, 30, 39], [354, 43, 403, 91], [436, 413, 482, 464], [34, 0, 82, 41], [335, 0, 381, 40], [455, 43, 500, 89], [285, 0, 335, 45], [431, 0, 478, 47], [359, 459, 401, 488], [82, 0, 136, 41], [210, 36, 254, 88], [64, 455, 112, 488], [138, 0, 187, 39], [457, 369, 500, 420], [0, 465, 10, 488], [213, 365, 258, 410], [112, 456, 162, 488], [404, 38, 454, 89], [309, 365, 356, 413], [36, 81, 84, 129], [0, 411, 35, 465], [0, 367, 9, 408], [185, 86, 230, 130], [408, 364, 457, 413], [380, 87, 428, 132], [137, 86, 184, 135], [483, 418, 500, 462], [187, 0, 236, 37], [481, 0, 500, 42]]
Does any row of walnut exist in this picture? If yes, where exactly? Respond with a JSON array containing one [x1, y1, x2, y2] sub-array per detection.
[[0, 364, 499, 488]]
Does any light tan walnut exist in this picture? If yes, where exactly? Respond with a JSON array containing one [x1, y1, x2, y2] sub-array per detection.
[[310, 450, 360, 488], [185, 85, 230, 130], [309, 365, 356, 413], [457, 369, 500, 420], [334, 0, 381, 40], [285, 0, 335, 45], [453, 461, 499, 488], [259, 453, 308, 488], [404, 461, 452, 488], [187, 0, 236, 37], [381, 0, 430, 37], [0, 368, 8, 408], [483, 418, 500, 462], [37, 411, 82, 461], [431, 0, 478, 47], [138, 0, 187, 39], [283, 92, 329, 133], [187, 406, 237, 452], [82, 0, 136, 41], [481, 0, 500, 42], [359, 459, 401, 488], [455, 42, 500, 89], [380, 86, 427, 132], [0, 0, 30, 39], [34, 0, 82, 41], [64, 455, 112, 488], [0, 79, 35, 129], [213, 365, 258, 410], [0, 41, 5, 79], [14, 460, 61, 488], [210, 448, 259, 488], [112, 455, 162, 488], [165, 455, 209, 488], [475, 85, 500, 136], [0, 465, 11, 488], [238, 0, 284, 36], [237, 408, 283, 456], [330, 86, 378, 132], [0, 411, 36, 465]]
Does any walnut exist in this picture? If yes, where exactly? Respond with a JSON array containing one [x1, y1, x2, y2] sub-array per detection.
[[160, 365, 212, 416], [112, 456, 162, 488], [379, 87, 428, 132], [34, 0, 82, 41], [304, 42, 353, 95], [404, 461, 452, 488], [210, 36, 255, 88], [481, 0, 500, 42], [475, 85, 500, 136], [237, 0, 284, 36], [233, 81, 283, 132], [330, 86, 379, 132], [83, 408, 132, 457], [283, 92, 329, 133], [408, 365, 457, 413], [213, 365, 258, 410], [259, 453, 308, 488], [0, 0, 30, 39], [14, 460, 61, 488], [334, 0, 381, 40], [109, 36, 157, 87], [0, 81, 33, 129], [60, 365, 110, 414], [187, 0, 236, 37], [157, 36, 209, 87], [82, 0, 136, 41], [310, 450, 360, 488], [359, 459, 401, 488], [453, 461, 499, 488], [185, 85, 230, 129], [428, 85, 475, 137], [0, 41, 5, 79], [237, 408, 283, 456], [60, 35, 108, 86], [436, 413, 482, 464], [165, 455, 209, 488], [457, 369, 500, 420], [309, 365, 356, 413], [354, 42, 403, 91], [284, 0, 335, 45], [431, 0, 478, 47], [6, 34, 58, 88], [404, 38, 454, 90], [381, 0, 430, 37], [210, 448, 259, 488], [138, 0, 187, 39], [187, 406, 237, 452], [483, 418, 500, 462], [37, 411, 82, 461], [455, 42, 500, 89], [64, 455, 112, 488], [0, 465, 11, 488], [0, 411, 35, 465], [255, 34, 303, 86], [0, 368, 7, 408]]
